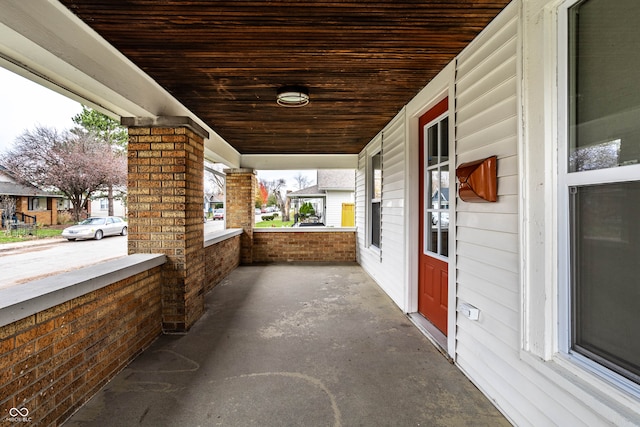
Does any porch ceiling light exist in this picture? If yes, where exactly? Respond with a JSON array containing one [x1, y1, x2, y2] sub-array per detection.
[[276, 85, 309, 107]]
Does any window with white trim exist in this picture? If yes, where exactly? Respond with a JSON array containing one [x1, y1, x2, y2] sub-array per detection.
[[424, 114, 449, 258], [561, 0, 640, 387], [370, 152, 382, 249]]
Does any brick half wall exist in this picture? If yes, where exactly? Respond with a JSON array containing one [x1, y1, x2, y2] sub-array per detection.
[[204, 233, 241, 293], [253, 229, 356, 263], [0, 259, 164, 426]]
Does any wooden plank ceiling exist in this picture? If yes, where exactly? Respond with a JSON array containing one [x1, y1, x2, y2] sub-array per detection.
[[59, 0, 510, 155]]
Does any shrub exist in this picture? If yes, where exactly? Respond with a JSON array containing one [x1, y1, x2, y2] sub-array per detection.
[[57, 211, 73, 225], [262, 215, 274, 221], [299, 202, 315, 218]]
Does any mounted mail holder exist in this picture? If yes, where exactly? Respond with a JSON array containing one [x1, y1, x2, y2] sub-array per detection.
[[456, 156, 497, 203]]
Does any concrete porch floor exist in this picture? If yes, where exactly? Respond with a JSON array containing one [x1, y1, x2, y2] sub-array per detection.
[[64, 263, 510, 426]]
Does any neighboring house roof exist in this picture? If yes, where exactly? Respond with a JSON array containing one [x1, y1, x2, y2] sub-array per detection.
[[0, 182, 59, 197], [0, 166, 61, 198], [287, 185, 324, 198], [432, 188, 449, 202], [317, 169, 355, 191], [288, 170, 355, 199]]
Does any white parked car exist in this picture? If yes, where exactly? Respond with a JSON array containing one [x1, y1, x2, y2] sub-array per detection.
[[62, 216, 128, 241]]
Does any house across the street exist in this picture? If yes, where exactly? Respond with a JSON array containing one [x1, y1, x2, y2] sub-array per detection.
[[288, 169, 355, 227], [0, 165, 62, 226]]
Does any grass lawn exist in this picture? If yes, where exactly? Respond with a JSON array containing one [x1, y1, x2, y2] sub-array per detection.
[[255, 219, 294, 228], [0, 227, 63, 244]]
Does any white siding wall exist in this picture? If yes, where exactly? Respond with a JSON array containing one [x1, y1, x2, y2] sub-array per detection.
[[453, 2, 637, 425], [453, 3, 530, 424], [324, 191, 353, 227], [356, 110, 407, 308], [90, 199, 126, 217], [356, 0, 638, 424]]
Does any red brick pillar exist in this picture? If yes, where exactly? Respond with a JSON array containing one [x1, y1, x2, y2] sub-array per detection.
[[123, 117, 208, 332], [224, 168, 257, 264]]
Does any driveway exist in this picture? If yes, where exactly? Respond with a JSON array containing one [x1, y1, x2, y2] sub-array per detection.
[[0, 221, 226, 289]]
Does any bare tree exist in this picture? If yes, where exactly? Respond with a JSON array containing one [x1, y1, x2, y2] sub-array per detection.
[[293, 172, 312, 190], [261, 178, 290, 221], [0, 195, 16, 231], [1, 126, 126, 222], [204, 167, 225, 200]]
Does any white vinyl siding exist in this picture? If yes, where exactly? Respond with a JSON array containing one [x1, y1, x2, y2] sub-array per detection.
[[453, 1, 527, 424], [454, 2, 635, 425], [353, 0, 638, 423], [356, 110, 407, 308], [324, 191, 353, 227]]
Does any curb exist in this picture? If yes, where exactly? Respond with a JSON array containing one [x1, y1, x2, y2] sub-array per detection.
[[0, 237, 66, 253]]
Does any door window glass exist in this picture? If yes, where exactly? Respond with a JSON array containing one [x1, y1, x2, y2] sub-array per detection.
[[424, 116, 449, 257]]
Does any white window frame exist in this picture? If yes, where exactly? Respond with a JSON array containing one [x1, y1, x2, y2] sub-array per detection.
[[520, 1, 640, 417], [369, 150, 382, 251], [422, 112, 450, 262], [556, 0, 640, 397]]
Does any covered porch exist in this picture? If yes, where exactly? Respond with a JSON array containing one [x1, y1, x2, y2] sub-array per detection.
[[64, 263, 508, 426], [0, 1, 516, 424], [5, 1, 637, 425]]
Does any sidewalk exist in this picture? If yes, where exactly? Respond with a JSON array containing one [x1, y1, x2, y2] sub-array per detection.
[[0, 236, 65, 253]]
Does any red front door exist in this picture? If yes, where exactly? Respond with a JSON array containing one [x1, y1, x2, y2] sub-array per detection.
[[418, 98, 449, 335]]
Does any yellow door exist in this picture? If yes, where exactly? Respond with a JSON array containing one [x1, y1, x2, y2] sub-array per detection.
[[341, 203, 355, 227]]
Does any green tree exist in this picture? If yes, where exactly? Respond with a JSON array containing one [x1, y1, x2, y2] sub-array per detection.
[[299, 202, 315, 218], [72, 106, 128, 216], [72, 106, 128, 149]]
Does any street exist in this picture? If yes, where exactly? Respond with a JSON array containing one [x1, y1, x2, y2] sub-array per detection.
[[0, 220, 226, 290], [0, 235, 127, 289]]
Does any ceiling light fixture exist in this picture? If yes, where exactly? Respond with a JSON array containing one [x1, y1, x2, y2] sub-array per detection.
[[276, 85, 310, 107]]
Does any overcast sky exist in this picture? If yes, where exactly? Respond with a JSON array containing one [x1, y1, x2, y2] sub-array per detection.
[[0, 67, 82, 154]]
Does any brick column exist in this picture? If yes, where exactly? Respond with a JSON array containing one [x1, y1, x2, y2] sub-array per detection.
[[124, 116, 208, 333], [224, 168, 257, 264]]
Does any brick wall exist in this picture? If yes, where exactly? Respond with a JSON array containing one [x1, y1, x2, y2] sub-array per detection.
[[28, 210, 55, 226], [204, 235, 241, 293], [127, 125, 205, 332], [16, 197, 28, 213], [9, 197, 56, 226], [253, 230, 356, 263], [224, 169, 257, 264], [0, 267, 162, 426]]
